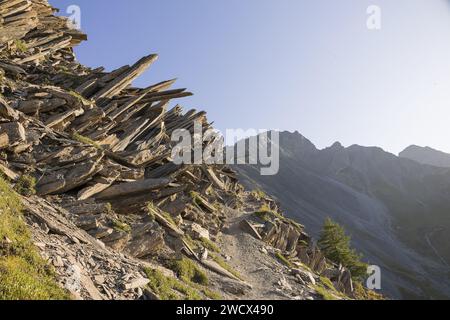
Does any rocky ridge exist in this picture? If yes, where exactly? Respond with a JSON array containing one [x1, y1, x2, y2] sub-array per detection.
[[0, 0, 371, 300], [400, 145, 450, 168]]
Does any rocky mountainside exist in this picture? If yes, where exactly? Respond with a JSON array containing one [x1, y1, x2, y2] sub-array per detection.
[[0, 0, 378, 301], [235, 131, 450, 300], [400, 145, 450, 168]]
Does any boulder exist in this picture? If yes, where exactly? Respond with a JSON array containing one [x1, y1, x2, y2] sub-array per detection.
[[89, 227, 114, 239], [292, 268, 316, 285], [125, 229, 165, 258], [262, 220, 301, 254], [0, 122, 26, 147], [75, 215, 101, 231], [0, 97, 19, 120], [220, 279, 253, 296], [335, 266, 354, 295], [190, 223, 210, 240], [296, 244, 327, 274], [102, 231, 131, 251], [239, 219, 263, 240], [122, 277, 150, 291]]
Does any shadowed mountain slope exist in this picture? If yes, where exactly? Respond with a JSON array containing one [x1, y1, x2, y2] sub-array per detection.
[[235, 131, 450, 300]]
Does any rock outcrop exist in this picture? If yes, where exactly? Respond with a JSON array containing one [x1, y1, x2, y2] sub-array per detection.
[[0, 0, 378, 301]]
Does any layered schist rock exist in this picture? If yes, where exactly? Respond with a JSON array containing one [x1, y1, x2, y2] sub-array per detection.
[[0, 0, 376, 300]]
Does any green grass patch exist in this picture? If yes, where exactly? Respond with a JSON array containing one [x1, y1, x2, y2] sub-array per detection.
[[316, 278, 352, 300], [69, 91, 92, 106], [210, 254, 244, 281], [0, 177, 69, 300], [183, 235, 199, 251], [147, 202, 177, 227], [167, 257, 222, 300], [253, 210, 272, 222], [161, 211, 177, 227], [298, 239, 309, 247], [14, 40, 27, 53], [189, 191, 204, 210], [297, 262, 314, 273], [0, 256, 69, 300], [287, 219, 305, 232], [189, 191, 214, 212], [320, 276, 337, 291], [147, 207, 156, 221], [353, 281, 385, 300], [254, 204, 304, 233], [111, 219, 131, 233], [169, 258, 209, 286], [275, 252, 293, 268], [105, 203, 113, 215], [14, 175, 36, 197], [144, 268, 202, 300], [251, 189, 267, 200], [254, 204, 284, 220], [189, 191, 201, 202], [198, 286, 222, 300], [258, 203, 272, 213], [72, 133, 102, 150], [314, 285, 339, 301], [199, 237, 220, 253]]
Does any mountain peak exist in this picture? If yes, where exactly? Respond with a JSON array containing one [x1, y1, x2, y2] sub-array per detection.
[[329, 141, 344, 149], [280, 130, 306, 138], [400, 145, 450, 168], [279, 131, 318, 153]]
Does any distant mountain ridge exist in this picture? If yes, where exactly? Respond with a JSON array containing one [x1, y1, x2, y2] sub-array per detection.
[[234, 131, 450, 300], [400, 145, 450, 168]]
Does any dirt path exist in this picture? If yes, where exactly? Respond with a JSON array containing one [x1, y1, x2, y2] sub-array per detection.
[[214, 207, 313, 300]]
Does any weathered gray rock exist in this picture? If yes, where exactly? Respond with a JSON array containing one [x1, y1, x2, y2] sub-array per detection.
[[296, 244, 327, 274], [190, 223, 210, 240], [94, 178, 171, 200], [292, 268, 316, 285], [125, 229, 165, 258], [0, 97, 19, 120], [0, 122, 26, 147], [261, 220, 302, 254], [334, 266, 354, 295], [122, 277, 150, 291], [88, 227, 113, 239], [36, 156, 104, 195], [75, 215, 100, 231], [239, 219, 262, 240], [220, 279, 253, 296], [102, 231, 131, 251]]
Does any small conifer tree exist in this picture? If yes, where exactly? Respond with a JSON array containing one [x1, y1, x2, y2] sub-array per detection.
[[318, 218, 368, 280]]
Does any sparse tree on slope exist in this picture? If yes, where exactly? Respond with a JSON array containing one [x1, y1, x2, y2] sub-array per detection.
[[318, 218, 368, 280]]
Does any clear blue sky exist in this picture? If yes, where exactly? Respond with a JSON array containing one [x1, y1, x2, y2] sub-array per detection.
[[51, 0, 450, 154]]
